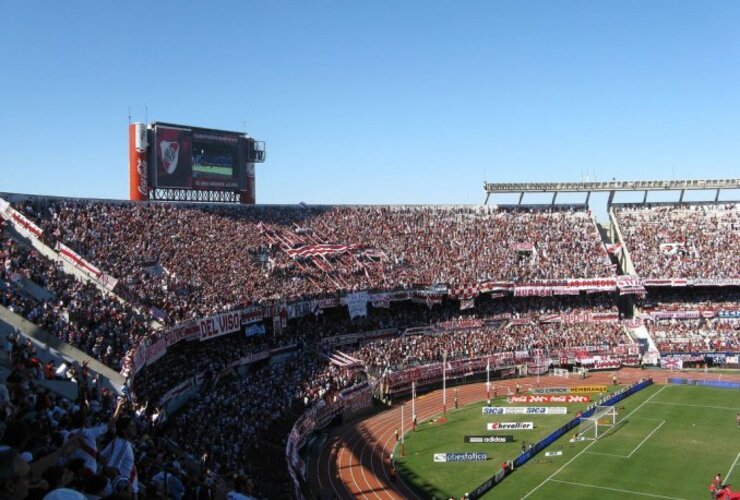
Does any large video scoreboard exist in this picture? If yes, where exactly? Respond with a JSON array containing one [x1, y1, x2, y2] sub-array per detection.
[[129, 122, 265, 204]]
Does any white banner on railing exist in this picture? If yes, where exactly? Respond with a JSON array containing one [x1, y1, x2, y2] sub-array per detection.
[[199, 310, 242, 342], [55, 242, 118, 291], [0, 199, 44, 240], [145, 338, 167, 366], [163, 319, 201, 347], [343, 291, 369, 319]]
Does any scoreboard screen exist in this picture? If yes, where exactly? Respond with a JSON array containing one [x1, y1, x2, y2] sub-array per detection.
[[153, 124, 245, 191]]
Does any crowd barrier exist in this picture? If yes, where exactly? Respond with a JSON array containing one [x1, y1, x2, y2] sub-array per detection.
[[286, 381, 376, 499], [667, 378, 740, 390]]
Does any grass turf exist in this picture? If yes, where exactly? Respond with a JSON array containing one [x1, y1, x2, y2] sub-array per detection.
[[395, 383, 740, 500]]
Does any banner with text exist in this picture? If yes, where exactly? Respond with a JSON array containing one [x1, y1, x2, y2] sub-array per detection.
[[55, 242, 118, 291], [482, 406, 567, 415], [486, 422, 534, 430], [199, 310, 243, 341], [508, 395, 590, 404], [0, 199, 44, 240]]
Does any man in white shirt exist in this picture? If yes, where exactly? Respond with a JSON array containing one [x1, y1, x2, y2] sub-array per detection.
[[99, 415, 138, 496], [66, 398, 125, 475]]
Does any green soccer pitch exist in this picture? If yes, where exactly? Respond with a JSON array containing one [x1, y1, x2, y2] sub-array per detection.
[[394, 384, 740, 500]]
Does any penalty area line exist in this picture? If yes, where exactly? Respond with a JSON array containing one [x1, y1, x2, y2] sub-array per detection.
[[726, 451, 740, 483], [627, 420, 665, 458]]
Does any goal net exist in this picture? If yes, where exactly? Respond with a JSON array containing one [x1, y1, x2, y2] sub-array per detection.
[[550, 368, 569, 378], [579, 405, 617, 440]]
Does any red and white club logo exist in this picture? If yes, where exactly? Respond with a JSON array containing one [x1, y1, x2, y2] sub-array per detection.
[[160, 140, 180, 174]]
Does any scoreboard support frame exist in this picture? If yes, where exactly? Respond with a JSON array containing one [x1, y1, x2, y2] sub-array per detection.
[[148, 188, 241, 204]]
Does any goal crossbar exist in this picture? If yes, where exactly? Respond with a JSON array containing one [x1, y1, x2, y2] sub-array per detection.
[[580, 405, 617, 440]]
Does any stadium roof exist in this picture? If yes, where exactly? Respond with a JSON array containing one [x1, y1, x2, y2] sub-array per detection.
[[484, 178, 740, 206]]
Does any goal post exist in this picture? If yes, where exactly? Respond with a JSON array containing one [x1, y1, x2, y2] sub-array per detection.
[[579, 405, 617, 440], [550, 368, 569, 378]]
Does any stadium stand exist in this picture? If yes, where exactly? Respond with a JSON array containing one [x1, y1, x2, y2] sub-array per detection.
[[614, 203, 740, 280], [17, 201, 614, 321], [0, 196, 736, 498]]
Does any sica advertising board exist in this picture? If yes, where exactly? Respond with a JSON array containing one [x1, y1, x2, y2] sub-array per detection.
[[434, 453, 488, 463], [486, 422, 534, 430], [482, 407, 568, 415]]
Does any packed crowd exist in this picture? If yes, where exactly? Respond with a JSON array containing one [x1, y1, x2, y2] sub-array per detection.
[[0, 329, 259, 500], [5, 196, 738, 500], [351, 321, 629, 372], [638, 289, 740, 311], [637, 289, 740, 353], [131, 334, 270, 405], [650, 319, 740, 353], [159, 352, 357, 492], [1, 232, 148, 370], [614, 203, 740, 279], [18, 200, 614, 323]]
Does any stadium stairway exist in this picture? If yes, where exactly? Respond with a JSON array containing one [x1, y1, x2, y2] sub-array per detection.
[[608, 207, 637, 276], [4, 222, 163, 329], [627, 322, 660, 360], [0, 304, 125, 394], [4, 222, 116, 296]]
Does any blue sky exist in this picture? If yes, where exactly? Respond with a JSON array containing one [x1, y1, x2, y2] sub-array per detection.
[[1, 1, 739, 207]]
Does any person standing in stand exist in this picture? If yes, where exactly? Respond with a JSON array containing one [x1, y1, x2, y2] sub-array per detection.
[[67, 399, 125, 475], [99, 415, 139, 497]]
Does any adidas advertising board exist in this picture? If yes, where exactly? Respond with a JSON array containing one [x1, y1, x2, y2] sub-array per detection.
[[465, 435, 514, 443]]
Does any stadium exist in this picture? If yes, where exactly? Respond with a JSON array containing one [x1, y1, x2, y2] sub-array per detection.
[[1, 134, 739, 498], [2, 4, 740, 500]]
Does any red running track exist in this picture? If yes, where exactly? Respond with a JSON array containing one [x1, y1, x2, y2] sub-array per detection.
[[307, 368, 740, 499]]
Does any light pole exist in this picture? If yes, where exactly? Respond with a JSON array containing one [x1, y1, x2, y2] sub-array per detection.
[[411, 381, 416, 431], [400, 402, 405, 456], [443, 350, 447, 414], [486, 358, 491, 404]]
